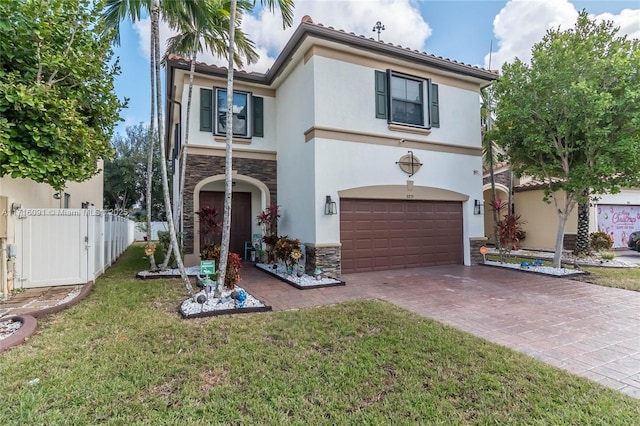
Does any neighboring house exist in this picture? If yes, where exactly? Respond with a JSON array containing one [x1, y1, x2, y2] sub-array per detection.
[[482, 169, 640, 250], [166, 16, 498, 275], [0, 163, 106, 296]]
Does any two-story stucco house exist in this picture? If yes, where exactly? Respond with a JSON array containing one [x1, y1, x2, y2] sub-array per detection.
[[165, 17, 498, 276]]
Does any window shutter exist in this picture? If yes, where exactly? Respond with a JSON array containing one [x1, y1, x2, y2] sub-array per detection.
[[252, 96, 264, 137], [200, 88, 212, 132], [375, 70, 388, 119], [430, 83, 439, 128]]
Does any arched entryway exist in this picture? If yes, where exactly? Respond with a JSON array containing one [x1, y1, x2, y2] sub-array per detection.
[[483, 183, 510, 245], [190, 173, 270, 263]]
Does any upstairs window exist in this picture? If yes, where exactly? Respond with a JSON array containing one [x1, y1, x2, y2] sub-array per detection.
[[390, 74, 424, 126], [200, 88, 264, 138], [375, 70, 439, 128], [216, 89, 250, 137]]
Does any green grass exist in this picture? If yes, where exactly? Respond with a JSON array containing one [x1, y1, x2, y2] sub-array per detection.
[[1, 245, 638, 424], [580, 266, 640, 292]]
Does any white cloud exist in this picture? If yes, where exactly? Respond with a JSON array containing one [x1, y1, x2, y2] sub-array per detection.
[[134, 0, 431, 73], [593, 8, 640, 40], [486, 0, 640, 70]]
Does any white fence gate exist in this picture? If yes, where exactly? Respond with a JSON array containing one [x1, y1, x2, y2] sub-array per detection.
[[15, 209, 135, 288]]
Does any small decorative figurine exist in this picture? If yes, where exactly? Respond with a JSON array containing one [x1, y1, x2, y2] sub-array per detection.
[[236, 289, 247, 307]]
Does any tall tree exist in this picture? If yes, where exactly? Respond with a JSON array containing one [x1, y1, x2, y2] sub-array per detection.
[[0, 0, 124, 191], [481, 86, 501, 250], [104, 123, 165, 218], [492, 11, 640, 268], [216, 0, 294, 296], [103, 0, 212, 298], [165, 0, 257, 268]]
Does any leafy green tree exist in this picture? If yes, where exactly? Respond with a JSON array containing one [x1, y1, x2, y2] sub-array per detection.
[[104, 123, 165, 219], [0, 0, 125, 191], [492, 11, 640, 268]]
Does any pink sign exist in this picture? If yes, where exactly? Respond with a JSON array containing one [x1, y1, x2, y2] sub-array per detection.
[[597, 205, 640, 248]]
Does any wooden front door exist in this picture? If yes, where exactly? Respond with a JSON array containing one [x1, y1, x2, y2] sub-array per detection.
[[199, 191, 252, 256]]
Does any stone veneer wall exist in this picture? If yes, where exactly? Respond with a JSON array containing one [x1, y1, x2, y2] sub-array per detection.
[[304, 244, 341, 277], [469, 237, 488, 264], [483, 170, 513, 189], [183, 154, 277, 255]]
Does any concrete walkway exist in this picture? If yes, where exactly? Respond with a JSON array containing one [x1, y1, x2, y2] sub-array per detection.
[[242, 265, 640, 399]]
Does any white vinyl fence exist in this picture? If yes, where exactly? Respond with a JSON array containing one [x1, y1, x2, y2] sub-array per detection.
[[15, 208, 135, 288], [134, 221, 168, 241]]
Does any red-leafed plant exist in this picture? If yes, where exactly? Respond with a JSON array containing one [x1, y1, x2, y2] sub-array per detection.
[[196, 206, 222, 246], [257, 203, 280, 236], [497, 214, 526, 260], [257, 204, 280, 262]]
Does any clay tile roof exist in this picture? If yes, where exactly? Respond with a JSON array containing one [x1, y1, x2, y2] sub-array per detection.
[[514, 178, 562, 191], [166, 18, 498, 83]]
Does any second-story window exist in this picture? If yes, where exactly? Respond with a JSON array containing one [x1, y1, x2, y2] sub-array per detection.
[[215, 89, 251, 138], [375, 69, 439, 129], [200, 87, 264, 138], [390, 74, 424, 126]]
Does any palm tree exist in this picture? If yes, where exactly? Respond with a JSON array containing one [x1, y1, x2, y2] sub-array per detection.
[[481, 86, 501, 250], [103, 0, 215, 300], [164, 0, 258, 269], [215, 0, 294, 296]]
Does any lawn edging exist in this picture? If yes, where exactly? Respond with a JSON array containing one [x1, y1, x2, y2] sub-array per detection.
[[0, 315, 37, 353]]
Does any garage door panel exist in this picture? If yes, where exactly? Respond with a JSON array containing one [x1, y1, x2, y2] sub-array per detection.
[[341, 198, 463, 273]]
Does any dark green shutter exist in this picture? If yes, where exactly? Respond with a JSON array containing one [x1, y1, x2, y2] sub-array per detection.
[[375, 70, 388, 119], [430, 83, 439, 128], [252, 96, 264, 137], [200, 88, 212, 132]]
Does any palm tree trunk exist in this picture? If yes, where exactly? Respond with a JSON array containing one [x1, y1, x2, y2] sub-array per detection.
[[575, 190, 590, 254], [216, 0, 238, 297], [146, 18, 157, 271], [151, 1, 195, 299], [171, 41, 198, 268]]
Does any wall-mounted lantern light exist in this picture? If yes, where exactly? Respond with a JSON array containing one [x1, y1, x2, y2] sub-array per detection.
[[324, 195, 337, 215], [53, 192, 62, 200], [10, 203, 21, 214], [473, 199, 484, 215]]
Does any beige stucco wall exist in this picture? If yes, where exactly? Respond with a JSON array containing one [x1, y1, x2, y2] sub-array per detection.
[[514, 189, 578, 250]]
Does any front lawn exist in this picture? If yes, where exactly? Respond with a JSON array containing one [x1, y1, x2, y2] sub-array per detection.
[[487, 254, 640, 292], [0, 245, 638, 424], [580, 266, 640, 292]]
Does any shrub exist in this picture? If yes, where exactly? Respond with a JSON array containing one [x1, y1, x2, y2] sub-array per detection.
[[497, 214, 525, 252], [600, 251, 616, 260], [590, 231, 613, 251], [156, 231, 183, 268], [274, 236, 302, 270]]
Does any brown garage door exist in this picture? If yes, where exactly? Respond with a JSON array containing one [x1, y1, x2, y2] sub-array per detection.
[[340, 199, 463, 273]]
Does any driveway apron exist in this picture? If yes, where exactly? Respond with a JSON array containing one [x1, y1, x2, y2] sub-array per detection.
[[242, 265, 640, 399]]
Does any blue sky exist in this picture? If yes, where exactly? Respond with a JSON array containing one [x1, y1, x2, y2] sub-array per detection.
[[111, 0, 640, 137]]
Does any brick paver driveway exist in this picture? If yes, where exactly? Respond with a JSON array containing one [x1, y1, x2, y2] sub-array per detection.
[[242, 265, 640, 399]]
